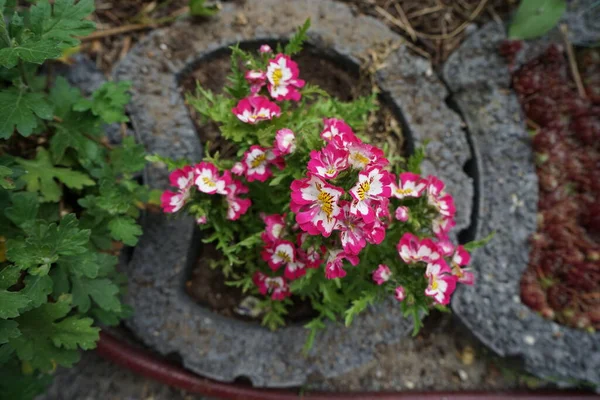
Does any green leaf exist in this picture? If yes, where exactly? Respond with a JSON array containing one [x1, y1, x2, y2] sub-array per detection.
[[51, 315, 98, 350], [0, 360, 53, 400], [0, 320, 20, 345], [0, 165, 15, 189], [30, 0, 95, 49], [508, 0, 566, 39], [74, 81, 131, 124], [189, 0, 220, 16], [6, 214, 91, 270], [9, 294, 97, 372], [463, 232, 495, 251], [4, 192, 39, 228], [16, 148, 95, 202], [0, 39, 61, 68], [0, 265, 21, 289], [71, 276, 121, 313], [285, 18, 311, 55], [0, 87, 53, 139], [108, 216, 141, 246], [110, 137, 146, 174], [344, 292, 375, 327], [0, 290, 30, 318], [21, 274, 53, 308], [58, 252, 99, 279], [146, 154, 191, 171]]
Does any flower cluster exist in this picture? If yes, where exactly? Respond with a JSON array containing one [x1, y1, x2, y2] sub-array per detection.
[[160, 27, 484, 336], [160, 161, 251, 222], [233, 52, 305, 124]]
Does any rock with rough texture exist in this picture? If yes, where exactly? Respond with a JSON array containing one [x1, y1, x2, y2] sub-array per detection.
[[443, 21, 600, 387], [114, 0, 473, 387]]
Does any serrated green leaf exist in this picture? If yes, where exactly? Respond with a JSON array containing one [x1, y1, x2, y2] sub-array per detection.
[[0, 39, 61, 68], [0, 359, 53, 400], [71, 276, 121, 313], [30, 0, 95, 49], [21, 274, 53, 308], [0, 320, 20, 345], [110, 136, 146, 174], [91, 303, 133, 326], [0, 265, 21, 289], [6, 214, 90, 270], [4, 191, 39, 228], [9, 295, 87, 372], [508, 0, 566, 39], [15, 148, 94, 202], [146, 154, 192, 171], [0, 87, 53, 139], [51, 315, 98, 350], [74, 81, 130, 124], [0, 290, 30, 318], [284, 18, 311, 55], [107, 216, 141, 246], [0, 165, 15, 189], [58, 252, 99, 279]]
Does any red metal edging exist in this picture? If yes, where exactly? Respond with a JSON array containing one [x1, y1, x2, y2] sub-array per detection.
[[96, 331, 598, 400]]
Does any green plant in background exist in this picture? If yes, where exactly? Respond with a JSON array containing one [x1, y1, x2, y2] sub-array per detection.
[[509, 0, 567, 39], [0, 1, 150, 398]]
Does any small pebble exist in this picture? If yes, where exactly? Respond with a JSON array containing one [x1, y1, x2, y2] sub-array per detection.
[[159, 43, 168, 51], [458, 369, 469, 382], [405, 381, 415, 389], [524, 334, 536, 345]]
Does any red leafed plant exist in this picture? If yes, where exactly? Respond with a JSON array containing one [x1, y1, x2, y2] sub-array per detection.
[[508, 43, 600, 331]]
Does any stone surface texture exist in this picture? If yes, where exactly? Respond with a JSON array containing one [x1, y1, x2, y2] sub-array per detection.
[[443, 16, 600, 386], [113, 0, 473, 387]]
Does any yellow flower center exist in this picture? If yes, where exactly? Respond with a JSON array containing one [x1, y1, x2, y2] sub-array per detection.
[[202, 176, 216, 187], [351, 152, 370, 167], [317, 190, 335, 217], [431, 279, 439, 290], [453, 265, 463, 278], [326, 167, 336, 175], [276, 251, 291, 263], [357, 181, 370, 200], [272, 68, 283, 86], [251, 153, 267, 168], [396, 188, 412, 195]]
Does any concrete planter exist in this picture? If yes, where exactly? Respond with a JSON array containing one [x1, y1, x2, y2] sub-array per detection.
[[443, 8, 600, 387], [113, 0, 473, 387]]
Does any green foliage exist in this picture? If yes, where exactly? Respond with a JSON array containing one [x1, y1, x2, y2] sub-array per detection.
[[509, 0, 566, 39], [464, 232, 495, 252], [285, 19, 311, 56], [189, 0, 220, 17], [0, 1, 148, 397]]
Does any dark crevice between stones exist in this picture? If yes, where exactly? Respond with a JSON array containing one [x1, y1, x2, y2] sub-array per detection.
[[233, 375, 254, 386], [443, 94, 481, 245]]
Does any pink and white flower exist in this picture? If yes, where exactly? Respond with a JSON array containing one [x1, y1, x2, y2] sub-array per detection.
[[392, 172, 426, 199], [450, 245, 475, 285], [284, 259, 306, 280], [259, 44, 272, 54], [307, 143, 349, 180], [432, 216, 456, 239], [425, 260, 457, 305], [395, 206, 409, 222], [347, 143, 388, 170], [224, 175, 251, 221], [245, 70, 267, 94], [196, 215, 207, 225], [265, 240, 295, 271], [231, 162, 246, 176], [169, 166, 195, 191], [291, 175, 344, 236], [334, 201, 369, 254], [262, 214, 286, 244], [242, 145, 276, 182], [324, 249, 359, 279], [397, 233, 441, 264], [349, 166, 392, 223], [193, 162, 228, 195], [232, 95, 281, 124], [266, 54, 305, 101], [274, 128, 296, 156], [372, 264, 391, 285], [296, 233, 324, 269], [160, 190, 188, 213], [426, 176, 456, 218], [394, 286, 406, 302], [320, 118, 356, 145], [253, 272, 290, 300]]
